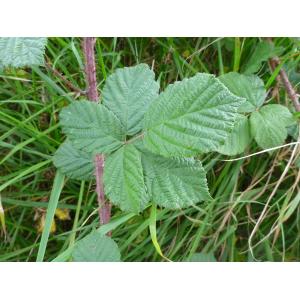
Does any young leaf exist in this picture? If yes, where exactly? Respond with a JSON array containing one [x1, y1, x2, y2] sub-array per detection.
[[102, 64, 159, 135], [104, 144, 148, 213], [218, 114, 252, 156], [0, 37, 47, 68], [243, 41, 284, 74], [143, 73, 244, 157], [72, 231, 121, 262], [53, 140, 94, 181], [250, 104, 295, 149], [219, 72, 266, 113], [59, 100, 125, 154], [142, 151, 212, 209]]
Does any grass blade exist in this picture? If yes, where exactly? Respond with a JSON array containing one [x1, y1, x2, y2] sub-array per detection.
[[149, 203, 171, 262], [36, 171, 65, 262]]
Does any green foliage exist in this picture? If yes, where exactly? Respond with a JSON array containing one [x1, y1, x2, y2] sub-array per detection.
[[2, 37, 300, 263], [72, 231, 121, 262], [59, 100, 125, 154], [143, 73, 244, 157], [218, 114, 251, 155], [55, 64, 296, 214], [142, 152, 211, 209], [186, 252, 216, 262], [243, 41, 284, 74], [102, 64, 159, 135], [104, 144, 148, 213], [219, 72, 266, 113], [52, 140, 94, 181], [250, 104, 295, 149], [218, 72, 295, 155], [54, 66, 244, 213], [0, 37, 47, 68]]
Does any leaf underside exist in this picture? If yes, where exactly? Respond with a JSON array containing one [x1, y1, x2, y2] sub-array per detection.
[[0, 37, 47, 68], [143, 73, 245, 157], [102, 63, 159, 135], [72, 231, 121, 262], [59, 100, 125, 154], [53, 140, 94, 181], [104, 144, 148, 213]]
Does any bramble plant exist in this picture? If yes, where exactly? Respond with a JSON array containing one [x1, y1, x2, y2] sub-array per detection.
[[0, 37, 297, 262], [53, 64, 245, 213], [53, 65, 296, 212]]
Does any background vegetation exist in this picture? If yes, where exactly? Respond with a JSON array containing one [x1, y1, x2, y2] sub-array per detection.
[[0, 37, 300, 262]]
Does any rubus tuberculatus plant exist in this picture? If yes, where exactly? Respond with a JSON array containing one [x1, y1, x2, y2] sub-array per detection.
[[53, 63, 246, 213], [0, 37, 297, 261]]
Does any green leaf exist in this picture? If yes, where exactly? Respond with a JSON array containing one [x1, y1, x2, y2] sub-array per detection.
[[218, 114, 252, 156], [104, 144, 148, 213], [219, 72, 266, 113], [72, 231, 121, 262], [60, 100, 125, 154], [142, 151, 212, 209], [186, 252, 216, 262], [36, 171, 65, 262], [0, 37, 47, 68], [143, 73, 244, 157], [287, 123, 299, 141], [53, 140, 94, 180], [243, 41, 284, 74], [102, 64, 159, 135], [250, 104, 295, 149]]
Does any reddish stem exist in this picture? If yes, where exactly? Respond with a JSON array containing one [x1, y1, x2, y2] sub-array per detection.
[[266, 38, 300, 112], [95, 154, 111, 226], [82, 37, 111, 227], [82, 37, 99, 102]]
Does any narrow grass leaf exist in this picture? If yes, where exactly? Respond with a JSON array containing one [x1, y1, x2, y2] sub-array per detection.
[[36, 171, 65, 262]]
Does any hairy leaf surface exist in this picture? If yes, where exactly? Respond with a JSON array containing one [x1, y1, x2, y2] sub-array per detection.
[[104, 144, 148, 213], [219, 72, 266, 112], [0, 37, 47, 67], [53, 140, 94, 180], [60, 100, 125, 154], [250, 104, 295, 149], [142, 151, 212, 209], [218, 114, 251, 155], [73, 231, 121, 262], [102, 64, 159, 135], [143, 73, 244, 157]]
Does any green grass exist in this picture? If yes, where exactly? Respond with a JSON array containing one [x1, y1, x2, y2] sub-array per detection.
[[0, 37, 300, 261]]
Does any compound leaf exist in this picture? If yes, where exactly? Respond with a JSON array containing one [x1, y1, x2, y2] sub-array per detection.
[[243, 41, 284, 74], [0, 37, 47, 68], [104, 143, 148, 214], [72, 231, 121, 262], [218, 114, 251, 156], [250, 104, 295, 149], [60, 100, 125, 154], [142, 151, 212, 209], [219, 72, 266, 113], [143, 73, 244, 157], [102, 64, 159, 135], [53, 140, 94, 181]]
